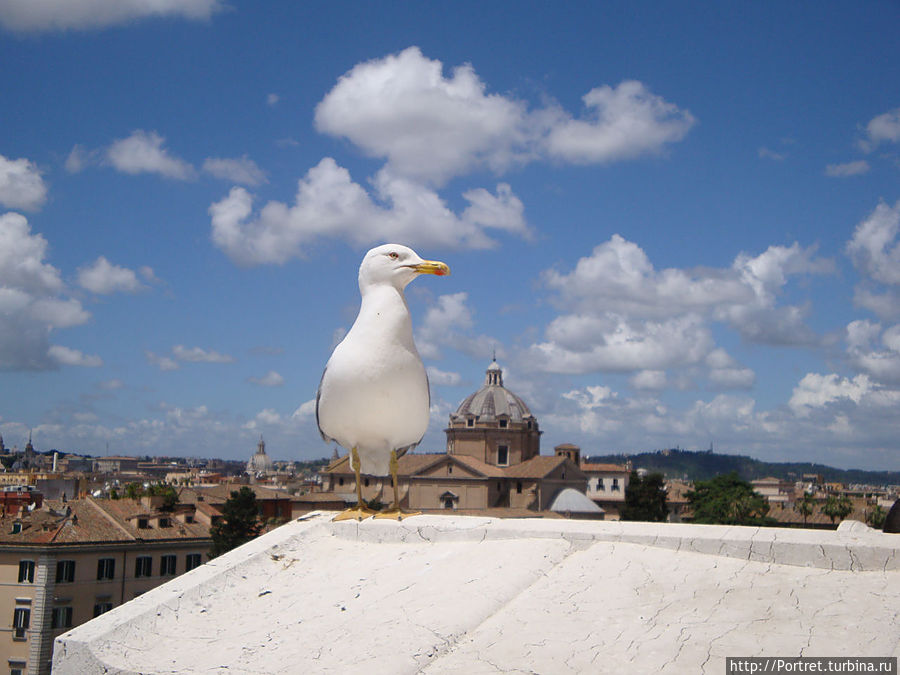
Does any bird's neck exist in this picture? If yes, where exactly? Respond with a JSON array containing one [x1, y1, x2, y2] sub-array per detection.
[[352, 285, 414, 344]]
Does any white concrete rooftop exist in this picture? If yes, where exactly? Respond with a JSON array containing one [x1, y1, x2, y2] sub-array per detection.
[[54, 513, 900, 674]]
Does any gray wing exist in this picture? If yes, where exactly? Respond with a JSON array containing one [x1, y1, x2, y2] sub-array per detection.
[[315, 365, 334, 444]]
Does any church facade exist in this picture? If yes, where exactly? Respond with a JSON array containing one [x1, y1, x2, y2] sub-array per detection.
[[319, 361, 589, 514]]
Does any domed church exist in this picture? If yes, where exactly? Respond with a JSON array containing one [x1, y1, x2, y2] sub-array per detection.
[[445, 359, 541, 466], [318, 360, 592, 516]]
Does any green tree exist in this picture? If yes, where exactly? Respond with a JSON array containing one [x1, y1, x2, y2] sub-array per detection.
[[794, 492, 816, 526], [209, 487, 262, 558], [866, 504, 886, 529], [124, 482, 142, 500], [621, 471, 669, 522], [822, 494, 853, 525], [686, 472, 773, 526], [147, 484, 179, 512]]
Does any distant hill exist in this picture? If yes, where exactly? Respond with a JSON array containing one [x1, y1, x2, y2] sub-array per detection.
[[585, 449, 900, 486]]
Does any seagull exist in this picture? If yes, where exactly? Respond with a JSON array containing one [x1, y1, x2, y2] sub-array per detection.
[[316, 244, 449, 521]]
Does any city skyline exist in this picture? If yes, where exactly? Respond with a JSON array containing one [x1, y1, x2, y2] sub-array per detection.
[[1, 3, 899, 469]]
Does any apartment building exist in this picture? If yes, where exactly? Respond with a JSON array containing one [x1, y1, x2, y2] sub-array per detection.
[[1, 496, 210, 675]]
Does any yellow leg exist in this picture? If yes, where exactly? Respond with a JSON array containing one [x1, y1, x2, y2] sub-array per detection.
[[333, 447, 378, 522], [374, 450, 421, 520]]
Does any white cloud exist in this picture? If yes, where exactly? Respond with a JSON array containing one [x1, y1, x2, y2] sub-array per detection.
[[145, 351, 179, 371], [48, 345, 102, 367], [629, 370, 667, 391], [202, 156, 266, 186], [77, 256, 146, 294], [266, 93, 280, 107], [705, 348, 755, 390], [0, 213, 90, 370], [249, 370, 285, 387], [292, 399, 317, 419], [416, 292, 500, 361], [0, 0, 224, 32], [99, 378, 124, 390], [425, 366, 461, 386], [315, 48, 694, 186], [0, 154, 47, 211], [107, 130, 195, 180], [845, 320, 900, 384], [789, 373, 874, 416], [861, 107, 900, 151], [529, 235, 831, 375], [825, 160, 869, 177], [846, 200, 900, 286], [64, 144, 101, 173], [543, 80, 695, 164], [210, 160, 527, 265], [172, 345, 234, 363]]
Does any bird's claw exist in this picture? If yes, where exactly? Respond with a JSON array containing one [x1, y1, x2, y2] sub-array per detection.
[[333, 506, 378, 522]]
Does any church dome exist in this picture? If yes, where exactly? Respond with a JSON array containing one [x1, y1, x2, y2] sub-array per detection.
[[451, 360, 534, 423], [247, 436, 275, 474]]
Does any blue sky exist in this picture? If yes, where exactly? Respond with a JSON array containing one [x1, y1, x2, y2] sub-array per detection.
[[1, 1, 899, 470]]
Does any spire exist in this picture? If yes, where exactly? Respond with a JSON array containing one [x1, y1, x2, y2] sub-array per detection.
[[257, 435, 266, 455]]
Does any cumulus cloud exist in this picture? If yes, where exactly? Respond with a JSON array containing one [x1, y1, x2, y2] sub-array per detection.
[[425, 366, 461, 386], [860, 107, 900, 151], [825, 160, 869, 177], [758, 147, 786, 161], [543, 80, 695, 164], [0, 0, 224, 32], [107, 130, 195, 180], [0, 154, 47, 211], [315, 47, 694, 186], [77, 256, 146, 294], [48, 345, 102, 367], [415, 292, 501, 361], [529, 234, 831, 375], [847, 200, 900, 286], [0, 213, 90, 370], [210, 159, 527, 265], [629, 370, 667, 391], [790, 373, 874, 416], [844, 319, 900, 384], [202, 156, 266, 186], [248, 370, 285, 387]]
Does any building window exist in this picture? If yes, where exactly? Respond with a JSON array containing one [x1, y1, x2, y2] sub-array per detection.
[[137, 518, 149, 529], [160, 555, 177, 576], [158, 518, 171, 528], [443, 497, 454, 509], [364, 478, 370, 487], [97, 558, 115, 581], [497, 446, 509, 466], [135, 556, 152, 578], [56, 560, 75, 583], [12, 522, 22, 534], [93, 602, 114, 618], [612, 478, 620, 491], [18, 560, 34, 584], [9, 661, 26, 675], [447, 464, 453, 474], [597, 478, 605, 490], [13, 607, 30, 640], [50, 606, 73, 630], [526, 420, 533, 429], [516, 481, 523, 494], [338, 477, 344, 486], [185, 553, 202, 571], [499, 419, 508, 428], [466, 418, 474, 428]]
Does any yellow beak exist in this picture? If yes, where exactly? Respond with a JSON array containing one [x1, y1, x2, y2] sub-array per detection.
[[411, 260, 450, 276]]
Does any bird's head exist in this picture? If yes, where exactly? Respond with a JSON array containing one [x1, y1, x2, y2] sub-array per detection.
[[358, 244, 450, 291]]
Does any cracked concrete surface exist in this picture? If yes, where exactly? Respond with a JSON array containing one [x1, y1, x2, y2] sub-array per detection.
[[54, 513, 900, 674]]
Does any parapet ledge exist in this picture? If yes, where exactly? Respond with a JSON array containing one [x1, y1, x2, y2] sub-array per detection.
[[329, 513, 900, 571]]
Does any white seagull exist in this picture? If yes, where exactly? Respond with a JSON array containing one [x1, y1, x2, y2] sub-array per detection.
[[316, 244, 449, 521]]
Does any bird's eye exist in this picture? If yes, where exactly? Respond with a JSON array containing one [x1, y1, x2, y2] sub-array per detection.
[[388, 252, 399, 260]]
